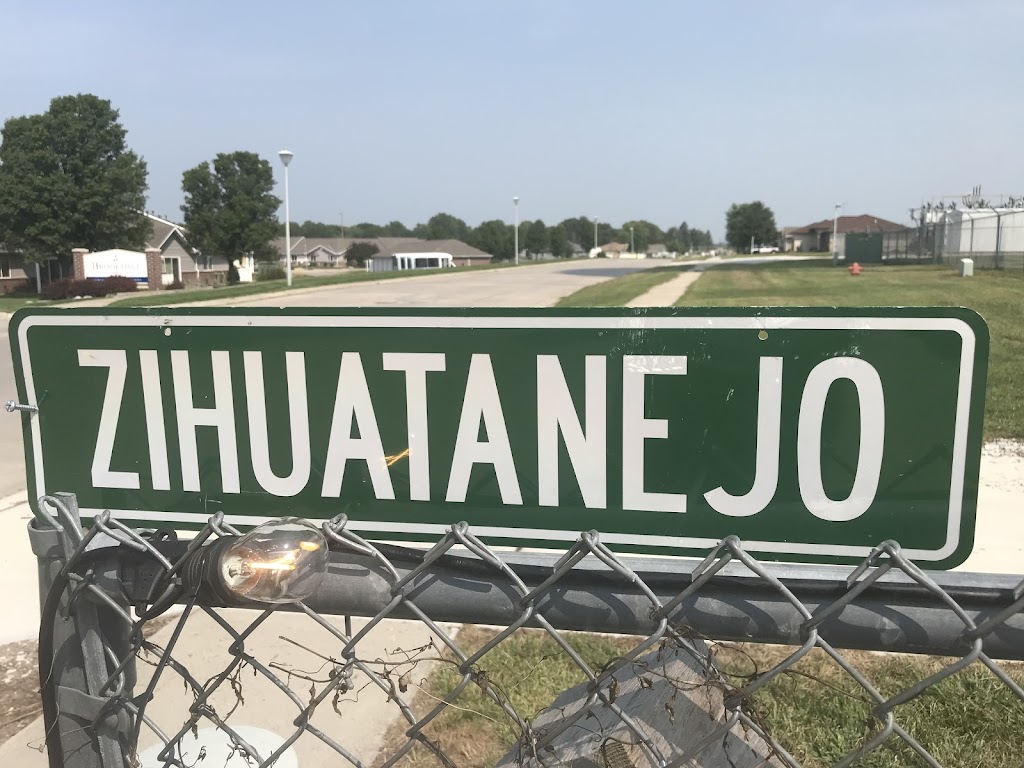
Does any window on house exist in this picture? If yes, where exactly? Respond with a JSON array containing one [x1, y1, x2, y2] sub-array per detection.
[[0, 255, 11, 278], [163, 258, 176, 274]]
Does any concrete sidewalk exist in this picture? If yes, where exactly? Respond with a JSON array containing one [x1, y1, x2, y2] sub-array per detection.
[[627, 269, 703, 307]]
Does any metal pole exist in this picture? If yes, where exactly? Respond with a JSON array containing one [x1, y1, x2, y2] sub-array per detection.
[[630, 226, 634, 254], [513, 197, 519, 265], [284, 166, 292, 287], [121, 546, 1024, 660], [594, 218, 598, 253], [33, 494, 131, 768], [279, 149, 294, 287]]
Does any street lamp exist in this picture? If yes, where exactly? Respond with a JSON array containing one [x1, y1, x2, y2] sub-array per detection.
[[629, 226, 635, 255], [513, 196, 520, 265], [278, 149, 294, 287], [593, 217, 599, 254], [831, 202, 845, 266]]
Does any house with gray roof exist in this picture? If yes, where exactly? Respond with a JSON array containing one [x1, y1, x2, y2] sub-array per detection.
[[272, 236, 493, 269]]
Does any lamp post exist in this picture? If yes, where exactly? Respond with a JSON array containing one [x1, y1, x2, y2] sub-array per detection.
[[513, 196, 520, 265], [630, 225, 635, 255], [593, 217, 599, 254], [831, 202, 844, 266], [278, 149, 294, 287]]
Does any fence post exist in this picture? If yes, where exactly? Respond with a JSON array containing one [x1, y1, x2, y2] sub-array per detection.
[[31, 493, 130, 768]]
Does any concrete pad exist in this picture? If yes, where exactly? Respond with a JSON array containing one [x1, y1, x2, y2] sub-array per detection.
[[0, 612, 457, 767]]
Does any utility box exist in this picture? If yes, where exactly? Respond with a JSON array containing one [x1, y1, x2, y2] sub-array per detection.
[[960, 258, 974, 277]]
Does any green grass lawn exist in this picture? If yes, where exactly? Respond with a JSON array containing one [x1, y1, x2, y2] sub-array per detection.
[[556, 266, 686, 307], [382, 628, 1024, 768], [678, 261, 1023, 441], [0, 294, 48, 313]]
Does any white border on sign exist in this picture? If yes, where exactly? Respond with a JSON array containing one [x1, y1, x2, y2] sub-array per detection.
[[16, 313, 977, 561]]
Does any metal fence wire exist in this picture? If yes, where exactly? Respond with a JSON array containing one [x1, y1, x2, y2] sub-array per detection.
[[28, 492, 1024, 768]]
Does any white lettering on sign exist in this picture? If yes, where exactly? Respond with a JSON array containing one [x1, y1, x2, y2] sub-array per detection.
[[322, 353, 395, 500], [537, 355, 607, 508], [382, 353, 446, 502], [139, 350, 170, 490], [73, 349, 890, 520], [78, 349, 140, 489], [704, 357, 783, 517], [622, 355, 687, 514], [172, 350, 240, 493], [447, 354, 522, 504], [798, 357, 885, 522], [244, 351, 311, 497]]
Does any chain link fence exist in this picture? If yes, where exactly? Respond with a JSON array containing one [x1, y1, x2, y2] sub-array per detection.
[[26, 492, 1024, 768], [881, 215, 1024, 270]]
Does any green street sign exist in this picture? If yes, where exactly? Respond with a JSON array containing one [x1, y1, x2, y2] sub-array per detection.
[[9, 307, 988, 568]]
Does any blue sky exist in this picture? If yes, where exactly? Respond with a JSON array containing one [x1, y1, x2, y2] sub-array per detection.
[[2, 1, 1022, 238]]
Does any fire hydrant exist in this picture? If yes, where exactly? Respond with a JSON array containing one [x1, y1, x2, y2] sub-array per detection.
[[848, 262, 862, 276]]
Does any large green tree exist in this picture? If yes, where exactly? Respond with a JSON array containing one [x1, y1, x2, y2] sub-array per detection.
[[425, 212, 469, 241], [469, 219, 513, 260], [0, 94, 149, 264], [524, 218, 549, 257], [181, 151, 281, 282], [725, 201, 777, 252], [548, 225, 570, 258], [344, 241, 379, 267]]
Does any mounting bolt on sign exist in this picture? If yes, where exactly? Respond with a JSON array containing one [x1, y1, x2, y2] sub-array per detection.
[[5, 400, 38, 414]]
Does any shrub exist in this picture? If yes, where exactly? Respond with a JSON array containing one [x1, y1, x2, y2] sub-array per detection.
[[100, 276, 138, 294], [256, 264, 286, 282], [166, 279, 185, 290], [41, 276, 140, 300]]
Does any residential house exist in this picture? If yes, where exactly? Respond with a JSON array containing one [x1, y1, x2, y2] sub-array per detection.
[[273, 237, 493, 269], [597, 242, 632, 258], [1, 212, 228, 293], [0, 247, 35, 294], [370, 239, 493, 270], [145, 213, 238, 286], [783, 215, 910, 253], [645, 243, 676, 259]]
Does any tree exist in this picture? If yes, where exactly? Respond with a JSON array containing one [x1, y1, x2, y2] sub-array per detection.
[[344, 241, 379, 267], [557, 217, 596, 250], [425, 212, 469, 241], [181, 151, 281, 282], [347, 222, 383, 238], [725, 202, 777, 252], [548, 225, 570, 258], [469, 219, 513, 260], [524, 218, 549, 257], [383, 220, 412, 237], [0, 94, 149, 265]]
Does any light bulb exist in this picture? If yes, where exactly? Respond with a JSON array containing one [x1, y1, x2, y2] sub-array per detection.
[[209, 518, 329, 604]]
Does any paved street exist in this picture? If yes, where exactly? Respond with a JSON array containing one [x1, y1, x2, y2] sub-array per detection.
[[232, 258, 658, 308]]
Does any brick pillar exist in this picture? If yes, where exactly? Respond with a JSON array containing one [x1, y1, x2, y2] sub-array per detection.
[[145, 248, 163, 291], [71, 248, 89, 280]]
